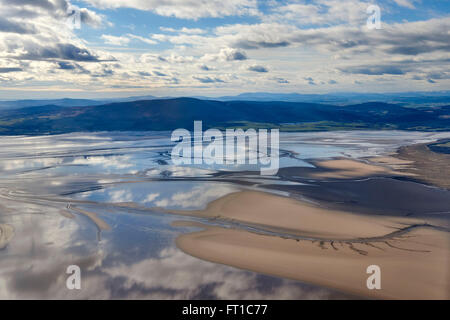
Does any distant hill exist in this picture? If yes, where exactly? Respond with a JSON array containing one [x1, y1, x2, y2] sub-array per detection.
[[0, 96, 159, 110], [0, 98, 107, 110], [2, 91, 449, 110], [0, 98, 449, 135], [212, 91, 450, 106]]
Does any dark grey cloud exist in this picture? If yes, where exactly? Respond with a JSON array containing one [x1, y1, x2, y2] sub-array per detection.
[[193, 76, 224, 83], [138, 71, 151, 77], [224, 50, 247, 61], [1, 0, 102, 27], [199, 64, 210, 71], [17, 43, 105, 62], [328, 80, 337, 84], [426, 72, 450, 80], [92, 65, 113, 77], [248, 65, 268, 72], [386, 44, 450, 56], [0, 67, 23, 73], [304, 77, 316, 85], [234, 40, 290, 50], [2, 0, 56, 10], [226, 19, 450, 62], [0, 17, 36, 34], [153, 71, 167, 76], [271, 77, 289, 84], [57, 61, 76, 69], [56, 61, 89, 74], [340, 65, 406, 75]]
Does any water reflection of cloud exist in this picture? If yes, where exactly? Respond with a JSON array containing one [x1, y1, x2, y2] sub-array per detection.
[[154, 184, 238, 209], [108, 190, 134, 203], [71, 156, 133, 170], [0, 198, 347, 299], [103, 248, 345, 300], [0, 158, 63, 171], [144, 193, 160, 203]]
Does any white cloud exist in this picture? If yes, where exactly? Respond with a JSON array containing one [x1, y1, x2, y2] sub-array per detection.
[[101, 34, 157, 46], [1, 0, 449, 95], [160, 27, 206, 34], [101, 34, 131, 46], [392, 0, 416, 9], [83, 0, 258, 20]]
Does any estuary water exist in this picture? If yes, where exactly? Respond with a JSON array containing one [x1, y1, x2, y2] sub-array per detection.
[[0, 131, 448, 299]]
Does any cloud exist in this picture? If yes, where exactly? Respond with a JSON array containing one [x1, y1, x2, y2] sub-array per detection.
[[57, 61, 76, 70], [56, 61, 90, 73], [198, 64, 211, 71], [160, 27, 206, 35], [271, 77, 289, 84], [193, 76, 225, 83], [127, 34, 157, 45], [83, 0, 258, 20], [340, 65, 406, 75], [214, 18, 450, 57], [219, 48, 247, 61], [1, 0, 104, 28], [304, 77, 316, 85], [0, 0, 113, 77], [1, 0, 449, 94], [153, 71, 167, 77], [266, 0, 370, 26], [101, 34, 131, 46], [392, 0, 416, 9], [0, 67, 23, 73], [0, 16, 36, 34], [17, 43, 103, 62], [137, 71, 151, 77], [248, 65, 268, 73]]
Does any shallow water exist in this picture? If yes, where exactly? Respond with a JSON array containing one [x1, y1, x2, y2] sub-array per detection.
[[0, 131, 449, 299]]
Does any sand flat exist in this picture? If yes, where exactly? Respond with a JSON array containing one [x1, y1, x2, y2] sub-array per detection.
[[310, 159, 400, 179], [171, 191, 409, 240], [0, 224, 14, 249], [70, 206, 111, 231], [177, 225, 449, 300], [173, 190, 449, 299]]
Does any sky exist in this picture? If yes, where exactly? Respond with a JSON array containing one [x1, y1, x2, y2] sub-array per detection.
[[0, 0, 449, 99]]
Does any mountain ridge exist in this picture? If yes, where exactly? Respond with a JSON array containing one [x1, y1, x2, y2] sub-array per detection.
[[0, 97, 448, 135]]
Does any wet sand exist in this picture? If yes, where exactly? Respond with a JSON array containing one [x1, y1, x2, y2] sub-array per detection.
[[171, 191, 409, 239], [276, 157, 413, 182], [177, 224, 449, 300], [395, 141, 450, 189], [175, 191, 449, 299], [308, 158, 408, 179], [0, 224, 14, 249]]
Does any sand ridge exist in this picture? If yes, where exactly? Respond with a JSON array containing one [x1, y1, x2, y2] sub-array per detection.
[[172, 190, 450, 299]]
